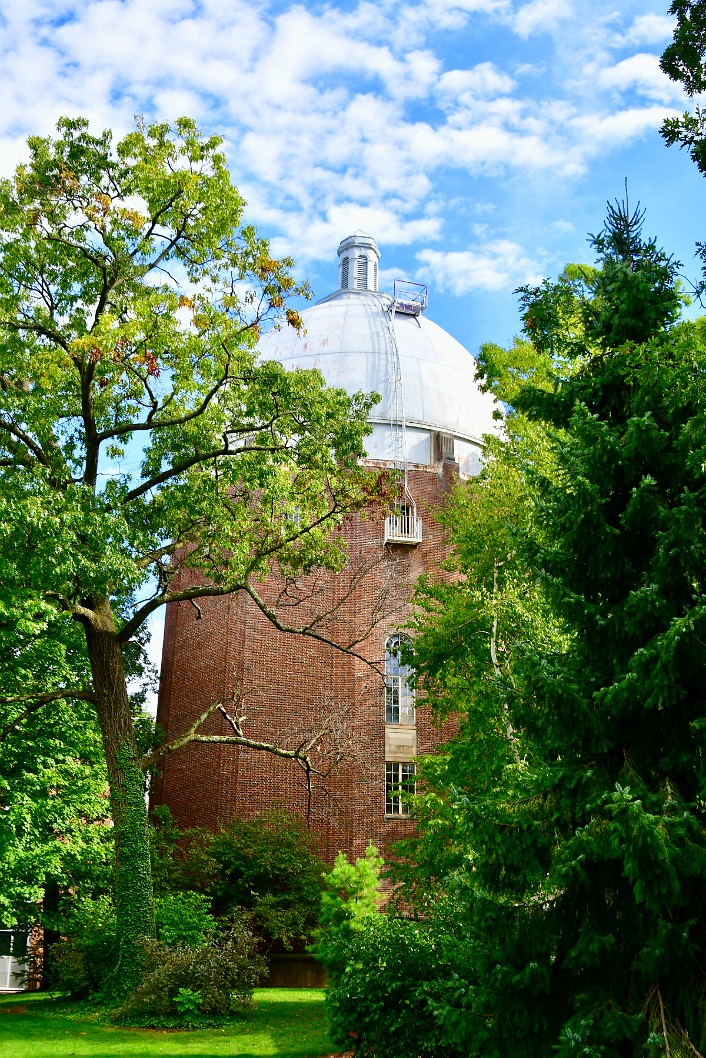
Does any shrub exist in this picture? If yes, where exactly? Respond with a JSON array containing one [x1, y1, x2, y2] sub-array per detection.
[[154, 891, 215, 947], [114, 919, 267, 1025], [174, 809, 328, 950], [312, 843, 383, 977], [48, 895, 119, 998], [323, 914, 458, 1058]]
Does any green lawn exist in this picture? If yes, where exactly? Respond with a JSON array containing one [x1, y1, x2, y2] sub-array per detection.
[[0, 988, 335, 1058]]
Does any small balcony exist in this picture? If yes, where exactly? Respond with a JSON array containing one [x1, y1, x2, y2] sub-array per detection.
[[384, 508, 422, 545]]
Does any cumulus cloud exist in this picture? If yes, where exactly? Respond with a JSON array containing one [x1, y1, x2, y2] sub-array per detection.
[[623, 13, 675, 46], [513, 0, 575, 39], [0, 0, 692, 302], [417, 241, 544, 292], [598, 53, 682, 103]]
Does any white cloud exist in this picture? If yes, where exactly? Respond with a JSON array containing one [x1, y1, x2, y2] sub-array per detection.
[[513, 0, 575, 39], [551, 219, 575, 234], [623, 14, 675, 47], [417, 241, 543, 292], [437, 62, 516, 101], [0, 0, 692, 314], [598, 53, 682, 103]]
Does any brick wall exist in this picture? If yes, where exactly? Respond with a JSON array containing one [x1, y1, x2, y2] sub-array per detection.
[[151, 459, 461, 865]]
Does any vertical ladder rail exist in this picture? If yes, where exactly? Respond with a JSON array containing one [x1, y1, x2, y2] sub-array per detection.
[[381, 296, 424, 545], [383, 298, 411, 502]]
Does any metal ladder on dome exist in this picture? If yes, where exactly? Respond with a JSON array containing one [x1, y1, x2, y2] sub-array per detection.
[[381, 288, 423, 545]]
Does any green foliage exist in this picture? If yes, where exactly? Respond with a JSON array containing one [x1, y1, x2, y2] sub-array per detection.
[[154, 892, 216, 948], [661, 3, 706, 284], [323, 914, 456, 1058], [317, 843, 383, 936], [172, 987, 204, 1027], [114, 923, 266, 1026], [312, 844, 383, 979], [48, 895, 118, 999], [0, 114, 379, 980], [154, 809, 327, 950], [401, 201, 706, 1057]]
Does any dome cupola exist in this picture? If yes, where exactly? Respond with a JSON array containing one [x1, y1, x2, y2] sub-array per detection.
[[337, 231, 380, 292], [259, 235, 500, 479]]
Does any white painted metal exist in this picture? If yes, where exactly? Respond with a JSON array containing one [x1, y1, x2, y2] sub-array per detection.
[[0, 932, 25, 992], [258, 292, 499, 452], [384, 509, 423, 545]]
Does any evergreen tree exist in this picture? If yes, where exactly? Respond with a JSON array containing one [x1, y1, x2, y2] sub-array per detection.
[[408, 202, 706, 1058]]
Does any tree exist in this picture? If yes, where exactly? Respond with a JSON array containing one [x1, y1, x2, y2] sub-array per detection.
[[403, 201, 706, 1057], [661, 0, 706, 173], [661, 2, 706, 284], [0, 116, 379, 988]]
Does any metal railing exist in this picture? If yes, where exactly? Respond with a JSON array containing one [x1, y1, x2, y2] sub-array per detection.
[[384, 509, 423, 545]]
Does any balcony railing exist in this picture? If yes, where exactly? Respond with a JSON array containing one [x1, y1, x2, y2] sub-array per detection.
[[384, 510, 423, 545]]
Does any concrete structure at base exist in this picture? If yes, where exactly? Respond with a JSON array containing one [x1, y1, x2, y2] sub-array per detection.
[[152, 232, 499, 865]]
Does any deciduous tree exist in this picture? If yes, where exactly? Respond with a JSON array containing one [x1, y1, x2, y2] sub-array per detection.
[[0, 116, 377, 987]]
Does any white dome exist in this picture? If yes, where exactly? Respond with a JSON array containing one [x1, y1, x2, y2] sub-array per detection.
[[257, 236, 500, 474]]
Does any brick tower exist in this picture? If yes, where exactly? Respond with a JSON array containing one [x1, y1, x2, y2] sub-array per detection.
[[152, 233, 498, 864]]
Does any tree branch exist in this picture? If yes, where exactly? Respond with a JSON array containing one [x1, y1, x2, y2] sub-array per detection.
[[139, 695, 344, 780], [120, 438, 285, 505], [0, 687, 95, 741]]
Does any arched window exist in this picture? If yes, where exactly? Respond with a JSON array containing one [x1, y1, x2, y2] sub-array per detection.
[[385, 634, 415, 724], [341, 256, 350, 289]]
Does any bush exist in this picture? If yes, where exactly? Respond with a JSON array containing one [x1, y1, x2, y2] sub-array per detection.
[[323, 914, 458, 1058], [312, 843, 382, 977], [48, 895, 119, 998], [190, 808, 328, 952], [114, 919, 267, 1025], [154, 891, 215, 947]]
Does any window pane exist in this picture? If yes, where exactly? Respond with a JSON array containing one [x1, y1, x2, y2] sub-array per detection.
[[385, 762, 416, 816], [385, 635, 415, 726]]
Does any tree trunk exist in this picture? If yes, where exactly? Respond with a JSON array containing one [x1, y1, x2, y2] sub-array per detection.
[[83, 596, 154, 993]]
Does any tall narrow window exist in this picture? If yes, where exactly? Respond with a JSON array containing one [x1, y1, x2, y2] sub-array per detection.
[[341, 256, 350, 289], [356, 254, 368, 289], [385, 634, 415, 724], [385, 762, 416, 816]]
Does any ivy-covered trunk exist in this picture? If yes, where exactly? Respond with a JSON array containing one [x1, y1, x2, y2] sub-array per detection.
[[83, 596, 154, 992]]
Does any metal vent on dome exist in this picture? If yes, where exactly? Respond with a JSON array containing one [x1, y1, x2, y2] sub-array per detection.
[[337, 232, 380, 292]]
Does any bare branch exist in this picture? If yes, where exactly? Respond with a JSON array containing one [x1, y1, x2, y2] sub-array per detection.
[[139, 698, 222, 769], [242, 580, 380, 666], [118, 582, 247, 645], [140, 695, 338, 774]]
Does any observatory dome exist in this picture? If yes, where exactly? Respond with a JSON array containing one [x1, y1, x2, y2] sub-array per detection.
[[258, 232, 500, 477]]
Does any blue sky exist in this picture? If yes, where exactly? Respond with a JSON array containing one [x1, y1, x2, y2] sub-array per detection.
[[1, 0, 702, 691], [1, 0, 703, 357]]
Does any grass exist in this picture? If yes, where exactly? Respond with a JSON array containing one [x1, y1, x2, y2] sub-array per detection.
[[0, 988, 335, 1058]]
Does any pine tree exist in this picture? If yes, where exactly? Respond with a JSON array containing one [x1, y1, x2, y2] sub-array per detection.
[[409, 202, 706, 1058]]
